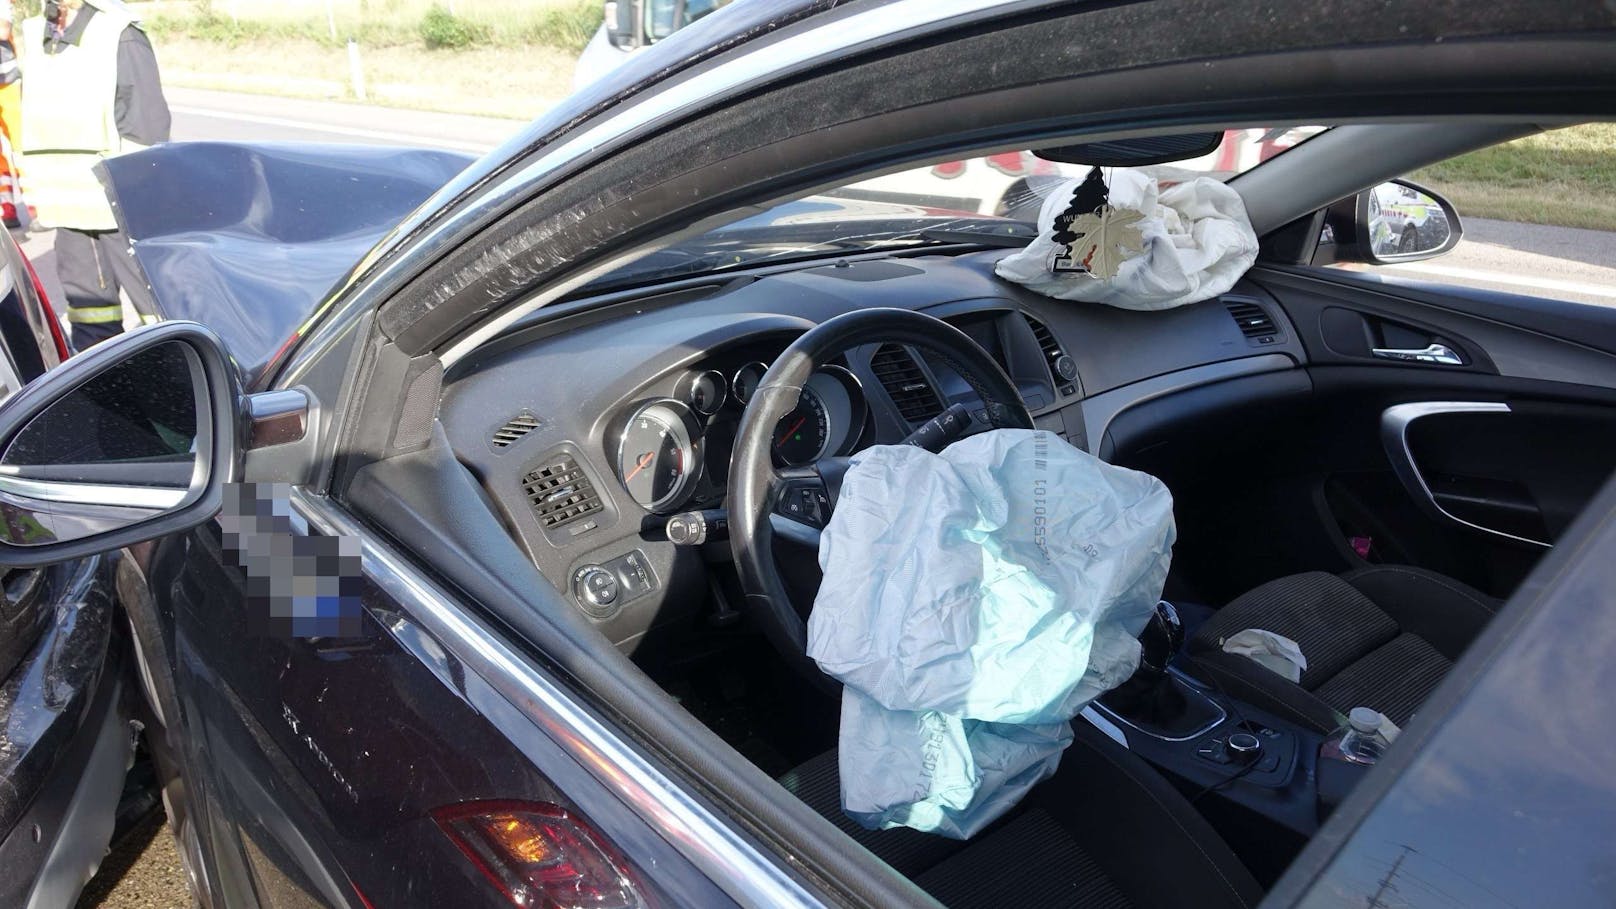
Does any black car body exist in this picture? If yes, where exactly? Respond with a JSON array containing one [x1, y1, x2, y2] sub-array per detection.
[[0, 226, 133, 908], [2, 2, 1616, 907]]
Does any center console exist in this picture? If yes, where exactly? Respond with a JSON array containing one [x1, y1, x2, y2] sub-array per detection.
[[1091, 603, 1372, 884]]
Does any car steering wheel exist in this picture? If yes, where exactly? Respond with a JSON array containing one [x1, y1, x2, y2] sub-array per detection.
[[728, 308, 1034, 682]]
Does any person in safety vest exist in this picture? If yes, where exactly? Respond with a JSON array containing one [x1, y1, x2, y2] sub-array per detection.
[[0, 3, 23, 228], [19, 0, 169, 350]]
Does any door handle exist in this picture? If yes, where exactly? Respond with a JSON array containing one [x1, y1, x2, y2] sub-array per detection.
[[1372, 343, 1463, 365]]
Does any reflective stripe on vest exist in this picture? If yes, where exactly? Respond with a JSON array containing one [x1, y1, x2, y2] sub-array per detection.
[[18, 8, 136, 230], [67, 304, 122, 324]]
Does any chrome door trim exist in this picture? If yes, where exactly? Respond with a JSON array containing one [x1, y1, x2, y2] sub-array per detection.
[[290, 489, 824, 909], [0, 471, 186, 509], [1379, 401, 1550, 549]]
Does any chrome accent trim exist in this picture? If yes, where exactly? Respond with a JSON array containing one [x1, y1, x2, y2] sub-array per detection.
[[1371, 343, 1463, 366], [1080, 355, 1295, 453], [278, 0, 1027, 387], [289, 489, 824, 909], [1380, 401, 1550, 549], [1092, 668, 1229, 743], [1079, 705, 1129, 749], [0, 471, 187, 509]]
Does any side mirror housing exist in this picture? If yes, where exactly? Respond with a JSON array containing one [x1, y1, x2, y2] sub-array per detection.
[[1314, 178, 1463, 266], [604, 0, 644, 48], [0, 321, 241, 567]]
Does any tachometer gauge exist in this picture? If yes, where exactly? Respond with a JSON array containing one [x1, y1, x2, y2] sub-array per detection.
[[772, 388, 831, 466], [617, 400, 701, 513], [732, 362, 768, 405]]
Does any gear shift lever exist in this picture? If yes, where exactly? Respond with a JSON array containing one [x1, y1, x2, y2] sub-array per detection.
[[1137, 600, 1184, 679], [1100, 601, 1221, 738]]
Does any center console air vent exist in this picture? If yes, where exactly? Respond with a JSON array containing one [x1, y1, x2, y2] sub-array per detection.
[[1225, 298, 1279, 342], [491, 411, 541, 448], [871, 344, 944, 423], [522, 455, 603, 529], [1023, 314, 1079, 388]]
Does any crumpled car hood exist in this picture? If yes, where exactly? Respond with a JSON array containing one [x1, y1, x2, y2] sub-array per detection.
[[99, 142, 474, 387]]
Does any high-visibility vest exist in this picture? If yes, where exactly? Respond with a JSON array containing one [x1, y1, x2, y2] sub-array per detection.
[[18, 6, 142, 231]]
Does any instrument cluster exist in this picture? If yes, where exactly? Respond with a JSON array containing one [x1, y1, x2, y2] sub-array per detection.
[[612, 359, 868, 515]]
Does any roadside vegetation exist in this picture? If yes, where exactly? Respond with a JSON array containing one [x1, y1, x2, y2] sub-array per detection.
[[113, 0, 601, 119], [1411, 124, 1616, 232]]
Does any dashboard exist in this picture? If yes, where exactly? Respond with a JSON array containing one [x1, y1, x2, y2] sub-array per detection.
[[440, 250, 1306, 651]]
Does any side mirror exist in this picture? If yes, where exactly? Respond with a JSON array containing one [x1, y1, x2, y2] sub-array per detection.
[[1317, 178, 1462, 266], [0, 322, 240, 567], [604, 0, 643, 48]]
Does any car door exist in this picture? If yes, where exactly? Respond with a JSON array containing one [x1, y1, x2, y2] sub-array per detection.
[[1116, 167, 1616, 605], [1248, 260, 1616, 599]]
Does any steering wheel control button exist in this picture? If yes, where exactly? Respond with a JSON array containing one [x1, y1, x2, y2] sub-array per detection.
[[1226, 732, 1263, 765], [776, 480, 829, 527]]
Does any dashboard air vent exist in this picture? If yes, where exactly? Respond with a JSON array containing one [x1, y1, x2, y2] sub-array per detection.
[[491, 411, 541, 448], [1023, 314, 1078, 386], [871, 344, 944, 423], [1225, 299, 1278, 341], [522, 455, 603, 529]]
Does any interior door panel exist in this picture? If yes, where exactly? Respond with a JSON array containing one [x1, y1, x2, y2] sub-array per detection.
[[1112, 263, 1616, 606], [1258, 265, 1616, 597]]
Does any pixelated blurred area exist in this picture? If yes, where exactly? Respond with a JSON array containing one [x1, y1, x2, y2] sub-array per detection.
[[218, 482, 364, 639]]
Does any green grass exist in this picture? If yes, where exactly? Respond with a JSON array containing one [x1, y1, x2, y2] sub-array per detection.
[[134, 0, 601, 54], [1410, 124, 1616, 232]]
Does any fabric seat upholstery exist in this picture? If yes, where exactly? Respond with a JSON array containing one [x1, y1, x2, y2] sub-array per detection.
[[1185, 566, 1500, 733], [780, 720, 1263, 908]]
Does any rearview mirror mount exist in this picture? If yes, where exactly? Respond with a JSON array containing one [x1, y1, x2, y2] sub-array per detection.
[[0, 321, 242, 567]]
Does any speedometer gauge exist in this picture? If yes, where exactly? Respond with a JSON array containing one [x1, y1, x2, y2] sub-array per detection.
[[773, 388, 831, 466], [616, 400, 701, 513]]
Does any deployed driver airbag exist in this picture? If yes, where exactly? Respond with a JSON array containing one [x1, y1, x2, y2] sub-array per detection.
[[807, 429, 1175, 837]]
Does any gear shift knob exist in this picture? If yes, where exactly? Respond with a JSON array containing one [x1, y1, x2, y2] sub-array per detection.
[[1137, 601, 1184, 676]]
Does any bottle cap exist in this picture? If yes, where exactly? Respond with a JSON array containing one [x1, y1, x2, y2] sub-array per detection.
[[1349, 707, 1383, 734]]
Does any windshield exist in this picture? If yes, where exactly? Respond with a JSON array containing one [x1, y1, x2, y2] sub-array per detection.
[[584, 126, 1328, 292]]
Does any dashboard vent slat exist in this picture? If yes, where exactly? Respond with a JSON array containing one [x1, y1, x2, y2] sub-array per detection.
[[871, 344, 944, 423], [1023, 314, 1064, 382], [491, 411, 542, 448], [1225, 299, 1278, 340], [522, 455, 603, 529]]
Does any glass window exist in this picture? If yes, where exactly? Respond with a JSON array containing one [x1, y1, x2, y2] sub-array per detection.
[[584, 127, 1328, 292], [1338, 125, 1616, 308]]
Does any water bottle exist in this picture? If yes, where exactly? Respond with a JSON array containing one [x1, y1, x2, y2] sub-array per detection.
[[1330, 707, 1394, 765]]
